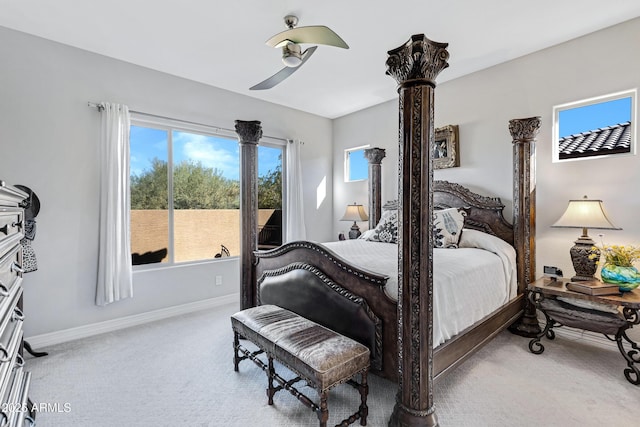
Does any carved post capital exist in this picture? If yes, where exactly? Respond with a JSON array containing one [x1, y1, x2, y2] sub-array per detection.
[[364, 147, 386, 165], [386, 34, 449, 88], [509, 117, 541, 144], [235, 120, 262, 144]]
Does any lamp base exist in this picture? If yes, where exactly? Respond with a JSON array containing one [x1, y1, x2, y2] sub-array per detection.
[[569, 236, 599, 281], [348, 222, 361, 239]]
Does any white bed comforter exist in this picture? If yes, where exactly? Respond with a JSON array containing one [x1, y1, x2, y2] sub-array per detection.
[[322, 229, 517, 347]]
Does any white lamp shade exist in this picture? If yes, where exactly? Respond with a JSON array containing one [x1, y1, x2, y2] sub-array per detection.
[[551, 197, 620, 230], [340, 204, 369, 222]]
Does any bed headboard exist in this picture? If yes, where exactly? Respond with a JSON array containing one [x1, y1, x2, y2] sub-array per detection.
[[381, 180, 514, 246], [434, 180, 514, 245]]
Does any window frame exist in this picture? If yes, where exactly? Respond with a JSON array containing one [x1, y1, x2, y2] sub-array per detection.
[[344, 145, 370, 182], [130, 114, 285, 270], [552, 89, 637, 163]]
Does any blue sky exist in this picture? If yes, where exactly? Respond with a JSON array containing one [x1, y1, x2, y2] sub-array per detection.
[[559, 96, 631, 138], [130, 126, 281, 180], [349, 148, 368, 181]]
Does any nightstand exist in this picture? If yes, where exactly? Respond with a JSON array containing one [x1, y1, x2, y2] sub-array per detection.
[[528, 277, 640, 385]]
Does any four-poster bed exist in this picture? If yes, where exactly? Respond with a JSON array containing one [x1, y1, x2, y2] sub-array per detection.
[[252, 179, 528, 382], [235, 35, 540, 426]]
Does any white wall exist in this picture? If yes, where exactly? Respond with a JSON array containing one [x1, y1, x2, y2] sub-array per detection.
[[333, 101, 399, 237], [0, 27, 334, 337], [333, 18, 640, 282], [3, 18, 639, 340]]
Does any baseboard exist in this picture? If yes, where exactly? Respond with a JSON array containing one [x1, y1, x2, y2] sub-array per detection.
[[25, 293, 240, 349]]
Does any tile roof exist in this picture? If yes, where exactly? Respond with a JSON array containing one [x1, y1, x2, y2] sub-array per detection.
[[558, 121, 631, 160]]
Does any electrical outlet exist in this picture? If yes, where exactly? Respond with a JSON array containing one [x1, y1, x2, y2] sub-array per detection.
[[215, 275, 223, 286]]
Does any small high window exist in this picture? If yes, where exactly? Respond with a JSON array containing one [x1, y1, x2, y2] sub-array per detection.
[[344, 146, 369, 182], [553, 90, 636, 162]]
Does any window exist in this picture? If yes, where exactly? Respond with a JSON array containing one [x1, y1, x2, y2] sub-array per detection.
[[344, 146, 369, 182], [129, 118, 283, 266], [553, 90, 636, 162], [257, 145, 283, 250]]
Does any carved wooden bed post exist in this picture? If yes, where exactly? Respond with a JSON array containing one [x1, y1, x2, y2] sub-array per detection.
[[509, 117, 542, 336], [386, 35, 449, 427], [364, 148, 386, 228], [235, 120, 262, 310]]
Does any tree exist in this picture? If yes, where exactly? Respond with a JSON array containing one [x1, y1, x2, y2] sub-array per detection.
[[130, 158, 168, 209], [130, 157, 283, 210], [172, 160, 239, 209], [130, 159, 241, 210], [258, 161, 282, 209]]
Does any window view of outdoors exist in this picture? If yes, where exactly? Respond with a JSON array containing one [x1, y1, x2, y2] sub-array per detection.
[[130, 124, 283, 266], [345, 147, 368, 181], [130, 126, 170, 265], [172, 130, 241, 263], [257, 145, 283, 249], [555, 92, 633, 161]]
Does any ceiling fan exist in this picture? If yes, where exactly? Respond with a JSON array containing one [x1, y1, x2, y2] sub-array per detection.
[[250, 15, 349, 90]]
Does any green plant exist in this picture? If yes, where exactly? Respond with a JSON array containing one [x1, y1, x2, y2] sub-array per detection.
[[590, 243, 640, 267]]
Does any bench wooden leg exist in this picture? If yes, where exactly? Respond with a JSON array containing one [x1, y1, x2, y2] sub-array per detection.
[[359, 371, 368, 426], [318, 391, 328, 427], [233, 332, 240, 372], [267, 356, 276, 405]]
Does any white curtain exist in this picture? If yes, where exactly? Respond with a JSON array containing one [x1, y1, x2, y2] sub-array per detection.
[[96, 103, 133, 306], [285, 139, 306, 241]]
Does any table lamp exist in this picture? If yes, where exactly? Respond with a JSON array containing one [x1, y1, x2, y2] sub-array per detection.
[[551, 196, 621, 281], [340, 203, 369, 239]]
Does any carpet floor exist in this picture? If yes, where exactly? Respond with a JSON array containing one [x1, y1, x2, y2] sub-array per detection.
[[25, 302, 640, 426]]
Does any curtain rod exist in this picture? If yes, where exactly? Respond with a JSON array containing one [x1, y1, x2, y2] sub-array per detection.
[[87, 102, 288, 143]]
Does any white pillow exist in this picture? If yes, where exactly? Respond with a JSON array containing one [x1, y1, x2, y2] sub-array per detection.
[[458, 228, 503, 250], [433, 208, 466, 248], [358, 229, 376, 240], [365, 209, 398, 243]]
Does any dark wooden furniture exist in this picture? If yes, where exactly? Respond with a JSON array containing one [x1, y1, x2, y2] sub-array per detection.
[[232, 305, 370, 427], [236, 35, 539, 425], [0, 182, 34, 426], [254, 180, 526, 382], [528, 277, 640, 385]]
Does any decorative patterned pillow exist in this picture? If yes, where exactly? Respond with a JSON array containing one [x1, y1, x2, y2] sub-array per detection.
[[433, 207, 466, 248], [365, 209, 398, 243]]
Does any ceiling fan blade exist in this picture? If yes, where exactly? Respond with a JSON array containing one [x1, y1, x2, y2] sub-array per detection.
[[250, 46, 317, 90], [266, 26, 349, 49]]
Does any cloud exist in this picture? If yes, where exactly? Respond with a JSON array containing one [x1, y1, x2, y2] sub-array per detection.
[[175, 133, 239, 180]]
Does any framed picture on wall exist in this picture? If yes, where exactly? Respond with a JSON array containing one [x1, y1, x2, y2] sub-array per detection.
[[433, 125, 459, 169]]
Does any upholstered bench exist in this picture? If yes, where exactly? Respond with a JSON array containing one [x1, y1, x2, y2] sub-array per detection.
[[231, 304, 370, 427]]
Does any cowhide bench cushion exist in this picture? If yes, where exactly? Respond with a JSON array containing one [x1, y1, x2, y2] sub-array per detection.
[[231, 304, 370, 427]]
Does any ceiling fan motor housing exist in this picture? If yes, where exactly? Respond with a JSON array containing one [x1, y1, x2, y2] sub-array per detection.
[[281, 42, 302, 67]]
